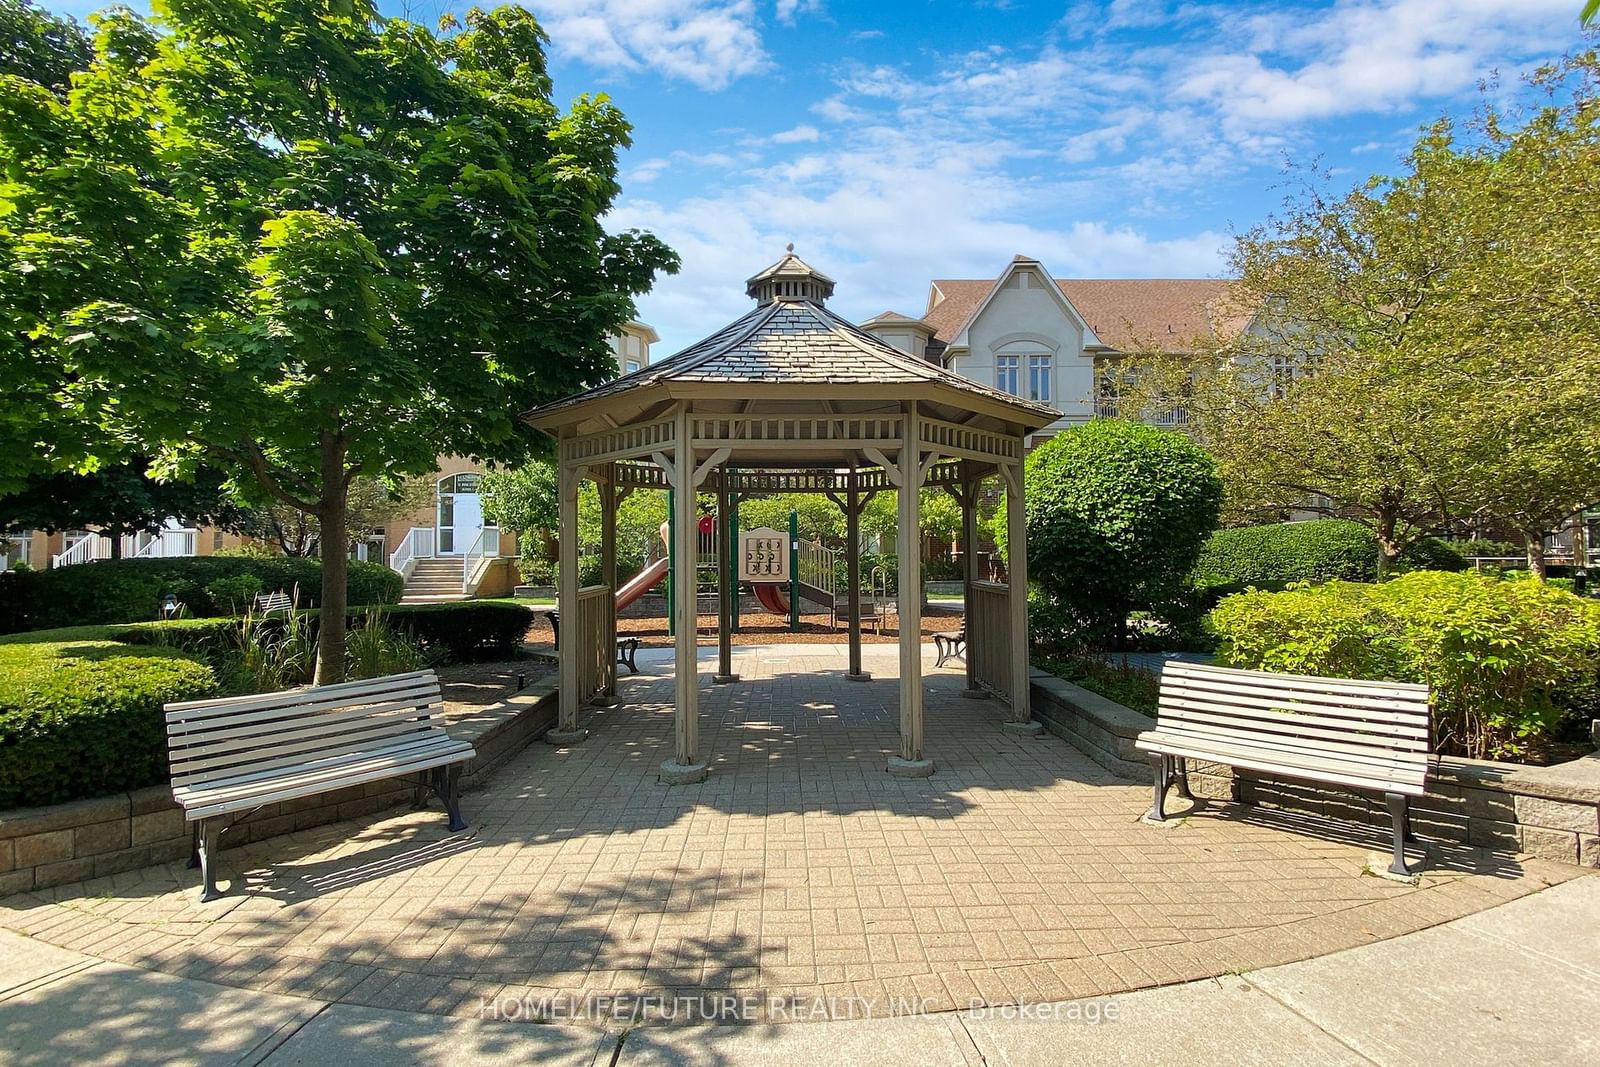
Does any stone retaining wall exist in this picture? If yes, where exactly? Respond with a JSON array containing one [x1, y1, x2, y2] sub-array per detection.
[[1030, 669, 1600, 868], [0, 678, 558, 895]]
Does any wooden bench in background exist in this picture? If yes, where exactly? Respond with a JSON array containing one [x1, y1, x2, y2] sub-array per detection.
[[1136, 662, 1431, 876], [253, 590, 292, 615], [165, 670, 474, 901]]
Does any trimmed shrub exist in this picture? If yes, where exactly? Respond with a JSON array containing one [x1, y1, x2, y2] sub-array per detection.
[[0, 555, 402, 633], [1192, 520, 1465, 595], [1207, 571, 1600, 759], [0, 638, 218, 807], [385, 602, 536, 661], [1003, 419, 1222, 646]]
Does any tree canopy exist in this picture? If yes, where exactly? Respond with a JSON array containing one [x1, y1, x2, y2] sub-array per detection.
[[0, 1, 677, 675], [1124, 54, 1600, 577]]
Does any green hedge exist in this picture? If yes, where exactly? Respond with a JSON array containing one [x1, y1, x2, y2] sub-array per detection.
[[1206, 571, 1600, 760], [1192, 520, 1466, 594], [0, 555, 403, 633], [382, 602, 535, 661], [0, 638, 218, 808]]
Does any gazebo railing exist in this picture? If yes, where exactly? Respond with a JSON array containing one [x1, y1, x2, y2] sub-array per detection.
[[968, 580, 1011, 702], [574, 585, 610, 702]]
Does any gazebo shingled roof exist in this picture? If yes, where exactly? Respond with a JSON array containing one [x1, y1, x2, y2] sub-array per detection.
[[522, 251, 1050, 785]]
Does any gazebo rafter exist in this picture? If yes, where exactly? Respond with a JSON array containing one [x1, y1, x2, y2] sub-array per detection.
[[525, 250, 1056, 783]]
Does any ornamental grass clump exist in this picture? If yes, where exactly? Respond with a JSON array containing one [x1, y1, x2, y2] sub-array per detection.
[[1208, 571, 1600, 759]]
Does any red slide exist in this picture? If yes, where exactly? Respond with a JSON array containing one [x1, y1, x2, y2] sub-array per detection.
[[615, 556, 669, 612], [752, 582, 790, 615], [614, 521, 672, 612]]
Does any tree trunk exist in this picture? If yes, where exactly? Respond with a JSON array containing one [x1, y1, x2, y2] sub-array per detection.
[[108, 533, 122, 560], [1524, 533, 1547, 581], [1375, 511, 1401, 581], [313, 432, 349, 685]]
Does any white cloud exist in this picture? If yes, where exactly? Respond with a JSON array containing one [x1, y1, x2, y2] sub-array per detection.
[[1175, 0, 1572, 128], [775, 0, 824, 25], [771, 123, 822, 143], [531, 1, 769, 90]]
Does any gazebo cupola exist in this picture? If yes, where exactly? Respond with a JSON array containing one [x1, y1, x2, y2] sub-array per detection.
[[525, 253, 1055, 786], [745, 245, 836, 305]]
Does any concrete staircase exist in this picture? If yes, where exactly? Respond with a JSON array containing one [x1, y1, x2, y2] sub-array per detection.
[[401, 556, 467, 603]]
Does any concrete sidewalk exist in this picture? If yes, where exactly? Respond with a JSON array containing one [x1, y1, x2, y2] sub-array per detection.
[[3, 875, 1594, 1066]]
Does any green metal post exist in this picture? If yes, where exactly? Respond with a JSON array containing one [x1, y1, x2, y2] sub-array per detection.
[[666, 488, 675, 638], [788, 510, 800, 633]]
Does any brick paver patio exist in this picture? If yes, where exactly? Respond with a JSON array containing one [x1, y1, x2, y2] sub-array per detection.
[[0, 645, 1575, 1023]]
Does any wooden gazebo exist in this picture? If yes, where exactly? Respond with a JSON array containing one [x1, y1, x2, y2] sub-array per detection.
[[525, 251, 1057, 783]]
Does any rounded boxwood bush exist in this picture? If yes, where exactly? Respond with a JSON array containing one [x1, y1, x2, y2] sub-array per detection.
[[1207, 571, 1600, 760], [1006, 419, 1222, 644], [0, 555, 403, 633], [0, 639, 218, 807], [1192, 520, 1465, 594]]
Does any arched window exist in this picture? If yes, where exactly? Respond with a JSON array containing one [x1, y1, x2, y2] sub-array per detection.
[[438, 472, 482, 495]]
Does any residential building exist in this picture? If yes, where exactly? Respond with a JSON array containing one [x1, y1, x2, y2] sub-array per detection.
[[862, 254, 1255, 440]]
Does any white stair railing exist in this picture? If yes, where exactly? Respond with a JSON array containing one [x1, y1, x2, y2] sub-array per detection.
[[388, 527, 436, 579], [126, 527, 197, 559], [462, 525, 501, 593], [51, 533, 109, 568]]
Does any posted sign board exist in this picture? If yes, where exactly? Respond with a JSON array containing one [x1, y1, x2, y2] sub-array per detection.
[[738, 527, 790, 582]]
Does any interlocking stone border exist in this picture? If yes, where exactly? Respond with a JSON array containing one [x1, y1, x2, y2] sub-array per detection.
[[0, 678, 558, 895], [1030, 669, 1600, 868]]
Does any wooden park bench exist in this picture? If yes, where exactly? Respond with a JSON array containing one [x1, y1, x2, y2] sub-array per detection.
[[932, 621, 966, 668], [165, 670, 474, 901], [252, 590, 293, 615], [547, 610, 643, 674], [1136, 662, 1431, 876]]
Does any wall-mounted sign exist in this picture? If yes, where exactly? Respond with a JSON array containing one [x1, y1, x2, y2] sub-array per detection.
[[738, 527, 790, 582]]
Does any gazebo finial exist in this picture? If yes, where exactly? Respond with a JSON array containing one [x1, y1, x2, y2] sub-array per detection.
[[746, 246, 836, 305]]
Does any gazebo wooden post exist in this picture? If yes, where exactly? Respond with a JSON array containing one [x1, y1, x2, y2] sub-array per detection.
[[887, 402, 933, 777], [549, 455, 587, 744], [958, 462, 984, 698], [845, 466, 868, 682], [1001, 452, 1042, 734], [714, 466, 738, 684], [595, 464, 619, 706]]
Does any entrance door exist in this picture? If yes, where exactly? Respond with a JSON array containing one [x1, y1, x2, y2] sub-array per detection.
[[436, 472, 484, 555]]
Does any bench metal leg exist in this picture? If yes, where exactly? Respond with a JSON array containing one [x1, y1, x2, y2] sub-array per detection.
[[1385, 792, 1412, 877], [195, 818, 223, 902], [1145, 754, 1171, 822], [437, 765, 467, 833], [1173, 757, 1194, 800]]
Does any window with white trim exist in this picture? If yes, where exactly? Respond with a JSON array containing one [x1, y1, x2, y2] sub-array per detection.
[[1026, 354, 1052, 402], [995, 355, 1020, 396]]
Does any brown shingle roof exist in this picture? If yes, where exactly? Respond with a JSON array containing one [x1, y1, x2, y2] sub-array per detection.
[[921, 276, 1254, 352], [524, 298, 1057, 423]]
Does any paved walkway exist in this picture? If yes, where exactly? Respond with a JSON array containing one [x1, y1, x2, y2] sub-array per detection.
[[3, 875, 1594, 1064], [0, 644, 1581, 1043]]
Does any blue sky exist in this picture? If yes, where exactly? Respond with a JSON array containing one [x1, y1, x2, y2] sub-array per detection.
[[44, 1, 1590, 352]]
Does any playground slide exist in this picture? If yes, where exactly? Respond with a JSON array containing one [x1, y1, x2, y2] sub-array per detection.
[[751, 581, 834, 617], [615, 556, 669, 612]]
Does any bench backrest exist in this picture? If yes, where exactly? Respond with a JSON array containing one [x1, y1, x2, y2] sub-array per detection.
[[254, 591, 292, 613], [1156, 662, 1430, 794], [165, 670, 447, 789]]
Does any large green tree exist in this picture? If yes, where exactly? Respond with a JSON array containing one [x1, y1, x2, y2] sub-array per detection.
[[0, 460, 249, 553], [1, 1, 676, 677], [1126, 55, 1600, 578]]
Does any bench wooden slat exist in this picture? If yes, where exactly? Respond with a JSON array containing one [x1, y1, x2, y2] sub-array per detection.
[[174, 731, 469, 799], [1158, 688, 1429, 735], [165, 671, 439, 719], [169, 716, 451, 782], [168, 690, 443, 749], [1135, 731, 1427, 795], [1160, 699, 1430, 749], [1160, 674, 1429, 718], [1138, 722, 1427, 776], [1162, 661, 1427, 697], [174, 740, 474, 819]]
